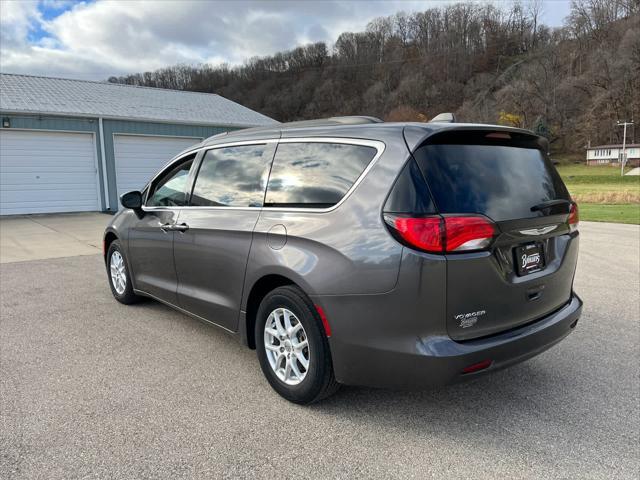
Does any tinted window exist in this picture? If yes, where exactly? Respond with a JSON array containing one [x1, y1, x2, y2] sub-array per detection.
[[384, 158, 436, 214], [190, 144, 273, 207], [146, 156, 194, 207], [414, 144, 570, 221], [265, 142, 377, 208]]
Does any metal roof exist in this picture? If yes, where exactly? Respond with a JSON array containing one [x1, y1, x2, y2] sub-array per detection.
[[0, 73, 277, 128]]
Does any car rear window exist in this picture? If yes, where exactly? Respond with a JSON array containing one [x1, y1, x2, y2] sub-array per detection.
[[265, 142, 378, 208], [414, 143, 570, 221]]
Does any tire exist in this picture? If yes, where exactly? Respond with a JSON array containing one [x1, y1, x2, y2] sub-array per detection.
[[106, 240, 140, 305], [255, 285, 340, 404]]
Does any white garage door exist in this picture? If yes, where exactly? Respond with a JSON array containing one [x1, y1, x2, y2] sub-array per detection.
[[0, 130, 100, 215], [114, 135, 201, 199]]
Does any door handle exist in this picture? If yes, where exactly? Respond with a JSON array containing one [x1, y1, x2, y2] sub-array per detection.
[[160, 223, 189, 233]]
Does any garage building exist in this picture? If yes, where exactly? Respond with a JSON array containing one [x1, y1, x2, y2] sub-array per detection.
[[0, 73, 276, 215]]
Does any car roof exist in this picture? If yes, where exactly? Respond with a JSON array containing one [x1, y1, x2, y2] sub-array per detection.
[[177, 117, 541, 157]]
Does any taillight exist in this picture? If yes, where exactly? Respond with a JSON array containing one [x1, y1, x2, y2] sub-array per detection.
[[390, 216, 443, 253], [444, 216, 496, 251], [568, 203, 579, 232], [385, 214, 496, 253]]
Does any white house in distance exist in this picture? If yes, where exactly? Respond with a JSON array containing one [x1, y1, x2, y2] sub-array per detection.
[[586, 144, 640, 167]]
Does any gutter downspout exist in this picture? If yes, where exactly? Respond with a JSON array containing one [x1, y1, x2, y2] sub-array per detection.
[[98, 117, 110, 210]]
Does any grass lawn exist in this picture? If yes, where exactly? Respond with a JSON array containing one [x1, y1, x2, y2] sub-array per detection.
[[578, 204, 640, 224], [555, 164, 639, 223], [556, 164, 639, 203]]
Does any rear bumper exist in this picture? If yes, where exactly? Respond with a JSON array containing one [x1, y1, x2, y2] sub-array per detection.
[[324, 293, 582, 389]]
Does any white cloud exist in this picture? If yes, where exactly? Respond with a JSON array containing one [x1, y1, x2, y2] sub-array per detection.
[[0, 0, 571, 80], [0, 0, 40, 48]]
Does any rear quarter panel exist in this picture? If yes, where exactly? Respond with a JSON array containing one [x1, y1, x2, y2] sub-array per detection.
[[242, 136, 410, 305]]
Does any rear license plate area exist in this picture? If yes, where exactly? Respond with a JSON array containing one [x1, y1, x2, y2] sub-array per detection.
[[515, 243, 545, 276]]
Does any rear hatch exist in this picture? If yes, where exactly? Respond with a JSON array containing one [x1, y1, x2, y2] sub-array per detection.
[[408, 129, 579, 341]]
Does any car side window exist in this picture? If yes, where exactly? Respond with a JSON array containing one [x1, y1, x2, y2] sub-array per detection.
[[265, 142, 378, 208], [190, 144, 274, 207], [146, 155, 195, 207]]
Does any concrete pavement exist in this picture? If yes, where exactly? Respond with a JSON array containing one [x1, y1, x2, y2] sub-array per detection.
[[0, 212, 110, 263]]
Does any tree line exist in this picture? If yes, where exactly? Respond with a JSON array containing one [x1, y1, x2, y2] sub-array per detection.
[[109, 0, 639, 153]]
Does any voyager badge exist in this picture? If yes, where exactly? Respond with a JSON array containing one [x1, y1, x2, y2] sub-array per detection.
[[455, 310, 486, 328]]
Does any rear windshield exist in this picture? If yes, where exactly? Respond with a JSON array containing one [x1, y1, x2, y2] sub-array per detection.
[[414, 143, 570, 221]]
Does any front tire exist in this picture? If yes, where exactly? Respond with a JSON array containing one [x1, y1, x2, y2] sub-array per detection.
[[255, 286, 339, 404], [106, 240, 140, 305]]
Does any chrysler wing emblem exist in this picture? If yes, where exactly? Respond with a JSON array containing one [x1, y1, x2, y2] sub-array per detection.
[[519, 225, 558, 236]]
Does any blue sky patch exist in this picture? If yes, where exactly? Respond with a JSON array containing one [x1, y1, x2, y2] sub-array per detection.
[[27, 1, 90, 43]]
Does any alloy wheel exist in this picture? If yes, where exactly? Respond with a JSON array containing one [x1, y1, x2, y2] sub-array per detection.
[[110, 251, 127, 295], [263, 308, 310, 385]]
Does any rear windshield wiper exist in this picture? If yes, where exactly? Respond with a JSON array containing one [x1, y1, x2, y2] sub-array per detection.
[[530, 199, 571, 213]]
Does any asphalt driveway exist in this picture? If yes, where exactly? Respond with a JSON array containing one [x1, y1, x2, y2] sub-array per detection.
[[0, 220, 638, 479]]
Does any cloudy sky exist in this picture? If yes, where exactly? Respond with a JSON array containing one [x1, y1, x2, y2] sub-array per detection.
[[0, 0, 572, 81]]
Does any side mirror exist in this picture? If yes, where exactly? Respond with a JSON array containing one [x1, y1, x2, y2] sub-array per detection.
[[120, 190, 143, 210]]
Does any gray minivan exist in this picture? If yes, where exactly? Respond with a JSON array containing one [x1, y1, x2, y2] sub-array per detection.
[[104, 117, 582, 404]]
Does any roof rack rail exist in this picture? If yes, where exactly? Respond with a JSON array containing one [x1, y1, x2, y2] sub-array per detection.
[[327, 116, 383, 125], [429, 112, 456, 123], [279, 116, 383, 129], [208, 131, 230, 139]]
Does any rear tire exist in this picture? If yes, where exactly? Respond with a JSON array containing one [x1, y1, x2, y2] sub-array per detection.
[[106, 240, 140, 305], [255, 286, 339, 404]]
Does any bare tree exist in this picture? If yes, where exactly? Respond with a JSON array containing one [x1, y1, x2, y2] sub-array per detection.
[[108, 1, 639, 151]]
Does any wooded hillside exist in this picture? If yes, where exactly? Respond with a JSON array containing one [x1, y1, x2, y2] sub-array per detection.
[[109, 0, 639, 153]]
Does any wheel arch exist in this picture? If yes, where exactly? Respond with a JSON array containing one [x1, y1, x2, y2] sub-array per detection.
[[103, 229, 118, 261], [244, 274, 300, 350]]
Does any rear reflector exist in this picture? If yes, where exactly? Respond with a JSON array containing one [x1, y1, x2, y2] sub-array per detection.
[[314, 304, 332, 337], [568, 203, 579, 232], [385, 214, 496, 253], [461, 359, 493, 374]]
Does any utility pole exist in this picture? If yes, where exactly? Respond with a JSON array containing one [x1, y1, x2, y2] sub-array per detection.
[[617, 121, 634, 176]]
